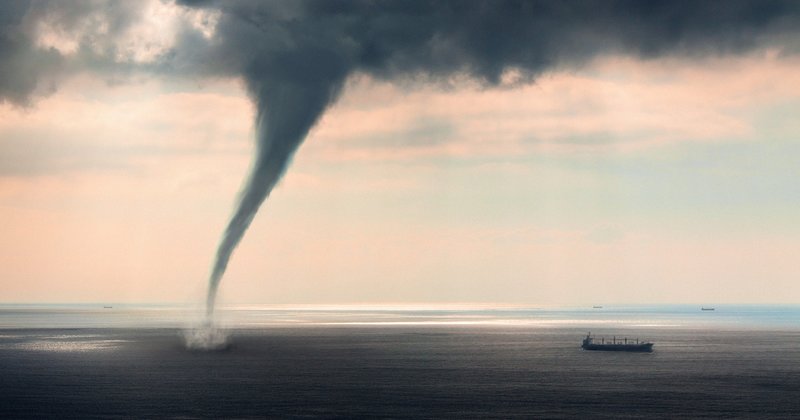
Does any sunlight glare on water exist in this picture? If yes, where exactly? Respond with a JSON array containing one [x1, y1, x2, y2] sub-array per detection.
[[1, 304, 799, 330]]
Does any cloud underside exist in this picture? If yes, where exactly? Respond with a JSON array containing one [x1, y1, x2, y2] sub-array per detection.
[[0, 0, 798, 106], [3, 0, 800, 173]]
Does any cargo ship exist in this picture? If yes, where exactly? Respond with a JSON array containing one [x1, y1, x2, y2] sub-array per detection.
[[581, 333, 653, 352]]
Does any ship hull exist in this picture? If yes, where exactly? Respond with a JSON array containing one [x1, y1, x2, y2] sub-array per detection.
[[582, 343, 653, 352]]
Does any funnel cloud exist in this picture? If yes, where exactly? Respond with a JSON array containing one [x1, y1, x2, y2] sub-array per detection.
[[206, 81, 346, 315]]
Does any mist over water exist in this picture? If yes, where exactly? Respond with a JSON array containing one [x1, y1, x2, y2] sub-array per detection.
[[182, 323, 229, 351]]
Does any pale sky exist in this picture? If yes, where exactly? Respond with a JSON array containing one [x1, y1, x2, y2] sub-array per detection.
[[1, 1, 799, 306]]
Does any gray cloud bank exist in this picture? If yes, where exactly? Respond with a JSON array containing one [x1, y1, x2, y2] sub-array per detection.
[[3, 0, 800, 314], [3, 0, 799, 106], [0, 0, 149, 105]]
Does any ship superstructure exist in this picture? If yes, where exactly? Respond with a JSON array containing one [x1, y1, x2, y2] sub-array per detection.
[[581, 333, 653, 352]]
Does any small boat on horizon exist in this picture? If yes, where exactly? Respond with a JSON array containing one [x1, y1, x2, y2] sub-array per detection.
[[592, 305, 603, 309], [701, 307, 715, 311], [581, 333, 653, 352], [103, 306, 113, 309]]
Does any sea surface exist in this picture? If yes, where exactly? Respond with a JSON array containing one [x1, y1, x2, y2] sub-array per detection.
[[1, 305, 799, 418]]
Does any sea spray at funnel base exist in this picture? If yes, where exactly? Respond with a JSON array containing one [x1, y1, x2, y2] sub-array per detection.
[[183, 322, 229, 351]]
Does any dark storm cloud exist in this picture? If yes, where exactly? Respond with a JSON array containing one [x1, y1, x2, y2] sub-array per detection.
[[0, 1, 61, 105], [3, 0, 799, 104], [174, 0, 800, 83], [0, 0, 147, 106]]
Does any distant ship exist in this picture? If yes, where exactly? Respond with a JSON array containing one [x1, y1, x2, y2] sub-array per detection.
[[592, 306, 603, 309], [701, 307, 715, 311], [581, 333, 653, 352]]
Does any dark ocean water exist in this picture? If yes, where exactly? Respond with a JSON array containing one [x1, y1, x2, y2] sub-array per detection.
[[1, 306, 799, 418]]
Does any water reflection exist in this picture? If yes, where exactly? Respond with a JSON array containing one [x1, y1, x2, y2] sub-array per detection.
[[3, 338, 128, 352]]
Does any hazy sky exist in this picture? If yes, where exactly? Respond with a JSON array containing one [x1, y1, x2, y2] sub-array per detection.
[[2, 0, 800, 306]]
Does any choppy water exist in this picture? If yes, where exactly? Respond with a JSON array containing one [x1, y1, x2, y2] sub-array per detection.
[[1, 305, 798, 418]]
